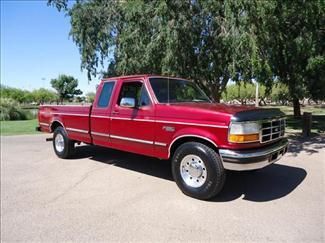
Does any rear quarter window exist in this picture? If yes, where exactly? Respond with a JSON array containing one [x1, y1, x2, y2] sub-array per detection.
[[97, 82, 115, 107]]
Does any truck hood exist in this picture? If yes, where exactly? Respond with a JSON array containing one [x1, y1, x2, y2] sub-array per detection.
[[169, 102, 285, 121], [170, 102, 259, 115]]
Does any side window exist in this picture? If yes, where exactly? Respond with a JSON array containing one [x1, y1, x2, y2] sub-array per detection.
[[97, 82, 115, 107], [139, 86, 150, 106], [118, 81, 151, 107]]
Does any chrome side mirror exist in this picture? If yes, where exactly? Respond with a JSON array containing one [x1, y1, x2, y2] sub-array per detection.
[[120, 97, 136, 108]]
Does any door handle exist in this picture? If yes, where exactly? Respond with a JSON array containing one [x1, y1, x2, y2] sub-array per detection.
[[112, 111, 119, 115]]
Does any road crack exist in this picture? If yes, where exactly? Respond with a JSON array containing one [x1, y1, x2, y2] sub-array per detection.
[[46, 167, 105, 204]]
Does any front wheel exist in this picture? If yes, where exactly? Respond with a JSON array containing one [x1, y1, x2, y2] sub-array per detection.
[[53, 126, 75, 159], [172, 142, 226, 200]]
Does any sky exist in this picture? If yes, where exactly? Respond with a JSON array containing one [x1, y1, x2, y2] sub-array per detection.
[[1, 0, 99, 93]]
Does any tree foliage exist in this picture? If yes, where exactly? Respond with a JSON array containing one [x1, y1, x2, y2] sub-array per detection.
[[222, 82, 290, 106], [305, 55, 325, 101], [0, 85, 57, 104], [1, 85, 29, 103], [48, 0, 324, 115], [251, 0, 324, 116], [32, 88, 58, 104], [270, 83, 290, 105], [85, 91, 96, 103], [50, 74, 82, 103], [222, 82, 258, 105], [49, 0, 262, 102]]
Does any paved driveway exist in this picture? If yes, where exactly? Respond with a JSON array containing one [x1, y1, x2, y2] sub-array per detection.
[[1, 134, 324, 242]]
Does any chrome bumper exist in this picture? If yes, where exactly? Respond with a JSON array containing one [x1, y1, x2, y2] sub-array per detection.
[[219, 139, 289, 171]]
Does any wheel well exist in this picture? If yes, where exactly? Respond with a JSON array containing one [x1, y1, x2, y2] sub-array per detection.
[[50, 121, 63, 133], [169, 136, 218, 158]]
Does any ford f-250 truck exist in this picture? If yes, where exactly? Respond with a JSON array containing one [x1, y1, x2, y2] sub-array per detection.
[[37, 75, 288, 200]]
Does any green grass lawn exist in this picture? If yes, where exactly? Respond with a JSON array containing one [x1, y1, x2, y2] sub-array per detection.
[[266, 105, 325, 134], [0, 119, 39, 136]]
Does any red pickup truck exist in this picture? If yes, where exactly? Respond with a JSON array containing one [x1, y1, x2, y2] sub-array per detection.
[[37, 75, 288, 199]]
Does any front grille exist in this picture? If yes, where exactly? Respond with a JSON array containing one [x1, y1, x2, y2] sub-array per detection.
[[260, 118, 285, 143]]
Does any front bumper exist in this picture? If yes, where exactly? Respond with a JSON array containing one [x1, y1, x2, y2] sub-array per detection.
[[219, 138, 289, 171]]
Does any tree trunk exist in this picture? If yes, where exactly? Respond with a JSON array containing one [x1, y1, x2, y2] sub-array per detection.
[[259, 97, 267, 106], [293, 97, 301, 117], [213, 94, 221, 103], [210, 85, 221, 103]]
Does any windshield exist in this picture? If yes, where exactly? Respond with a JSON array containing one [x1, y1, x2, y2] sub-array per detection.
[[149, 78, 211, 103]]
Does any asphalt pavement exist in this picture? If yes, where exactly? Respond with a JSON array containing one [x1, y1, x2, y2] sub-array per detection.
[[1, 134, 324, 242]]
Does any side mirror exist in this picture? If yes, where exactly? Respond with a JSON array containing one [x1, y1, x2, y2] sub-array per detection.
[[120, 97, 136, 108]]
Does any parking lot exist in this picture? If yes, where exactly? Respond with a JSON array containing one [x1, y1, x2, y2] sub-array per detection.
[[1, 134, 324, 242]]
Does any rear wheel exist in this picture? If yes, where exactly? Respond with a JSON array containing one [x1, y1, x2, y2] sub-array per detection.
[[53, 126, 75, 159], [171, 142, 226, 200]]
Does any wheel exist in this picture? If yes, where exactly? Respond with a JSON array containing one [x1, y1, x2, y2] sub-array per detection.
[[171, 142, 226, 200], [53, 126, 75, 159]]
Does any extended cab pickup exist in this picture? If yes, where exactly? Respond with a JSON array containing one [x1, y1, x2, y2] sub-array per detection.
[[37, 75, 288, 199]]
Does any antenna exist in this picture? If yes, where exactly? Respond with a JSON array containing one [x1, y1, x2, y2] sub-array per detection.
[[255, 81, 259, 107]]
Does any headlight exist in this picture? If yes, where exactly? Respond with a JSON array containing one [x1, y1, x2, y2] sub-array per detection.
[[229, 122, 260, 143]]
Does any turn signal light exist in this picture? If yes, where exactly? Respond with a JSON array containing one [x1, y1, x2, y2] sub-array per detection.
[[229, 134, 259, 143]]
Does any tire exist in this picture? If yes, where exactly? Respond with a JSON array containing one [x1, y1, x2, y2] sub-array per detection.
[[53, 126, 75, 159], [171, 142, 226, 200]]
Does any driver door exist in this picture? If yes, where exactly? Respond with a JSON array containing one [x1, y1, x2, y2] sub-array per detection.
[[109, 79, 155, 157]]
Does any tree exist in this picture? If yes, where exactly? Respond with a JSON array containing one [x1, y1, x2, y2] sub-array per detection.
[[32, 88, 58, 104], [48, 0, 262, 102], [0, 85, 58, 104], [222, 82, 266, 105], [305, 55, 325, 102], [251, 0, 324, 116], [48, 0, 323, 114], [85, 91, 96, 103], [50, 74, 82, 104], [0, 85, 31, 103], [270, 83, 290, 105]]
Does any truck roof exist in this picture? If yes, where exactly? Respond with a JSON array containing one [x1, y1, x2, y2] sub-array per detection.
[[102, 74, 190, 82]]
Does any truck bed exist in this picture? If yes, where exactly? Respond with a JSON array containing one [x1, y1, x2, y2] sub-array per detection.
[[38, 105, 92, 143]]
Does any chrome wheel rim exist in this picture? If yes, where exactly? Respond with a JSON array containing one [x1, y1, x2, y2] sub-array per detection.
[[180, 154, 207, 188], [55, 133, 65, 153]]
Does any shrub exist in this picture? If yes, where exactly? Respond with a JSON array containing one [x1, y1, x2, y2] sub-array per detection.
[[0, 98, 34, 121]]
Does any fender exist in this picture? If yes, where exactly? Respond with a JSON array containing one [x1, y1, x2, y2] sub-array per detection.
[[50, 119, 65, 132], [168, 127, 220, 158]]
